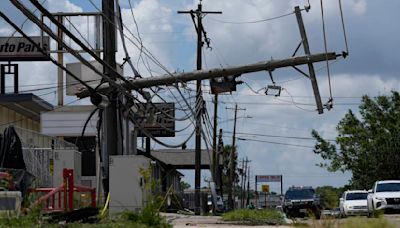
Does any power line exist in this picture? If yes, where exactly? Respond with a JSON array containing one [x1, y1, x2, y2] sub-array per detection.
[[226, 131, 336, 142], [207, 11, 295, 24], [230, 136, 315, 149], [6, 0, 47, 39], [213, 100, 360, 106]]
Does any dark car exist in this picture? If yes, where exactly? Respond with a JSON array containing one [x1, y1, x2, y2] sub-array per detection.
[[283, 186, 322, 219]]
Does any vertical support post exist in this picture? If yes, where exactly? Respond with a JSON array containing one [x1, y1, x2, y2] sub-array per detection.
[[146, 137, 151, 154], [102, 0, 118, 199], [58, 191, 61, 209], [281, 175, 283, 196], [57, 15, 64, 106], [294, 6, 323, 114], [0, 63, 18, 94], [67, 169, 74, 211], [13, 64, 18, 93], [246, 164, 250, 206], [217, 129, 223, 197], [264, 192, 267, 208], [91, 189, 97, 207], [240, 158, 244, 208], [0, 64, 4, 94], [95, 14, 101, 56], [178, 4, 221, 215], [95, 135, 102, 205], [255, 176, 257, 207], [63, 169, 68, 211], [212, 94, 218, 190], [229, 104, 238, 210], [194, 2, 203, 215]]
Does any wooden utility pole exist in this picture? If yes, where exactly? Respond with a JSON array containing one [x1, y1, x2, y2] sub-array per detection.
[[101, 0, 118, 197], [294, 6, 323, 114], [76, 51, 338, 98], [240, 158, 245, 208], [242, 157, 249, 208], [212, 94, 218, 190], [56, 15, 63, 106], [178, 2, 221, 215], [217, 128, 224, 197], [226, 104, 246, 210], [246, 164, 250, 206]]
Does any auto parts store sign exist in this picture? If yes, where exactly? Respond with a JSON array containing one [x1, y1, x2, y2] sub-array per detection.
[[256, 175, 282, 182], [0, 36, 50, 61]]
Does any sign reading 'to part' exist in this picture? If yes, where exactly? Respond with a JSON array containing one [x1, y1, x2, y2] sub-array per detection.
[[0, 36, 50, 61]]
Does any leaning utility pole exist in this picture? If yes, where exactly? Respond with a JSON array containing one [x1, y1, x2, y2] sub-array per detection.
[[101, 0, 119, 198], [226, 104, 245, 210], [294, 6, 323, 114], [178, 2, 221, 215]]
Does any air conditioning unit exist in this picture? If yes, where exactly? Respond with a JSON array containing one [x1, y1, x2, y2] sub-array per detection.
[[0, 191, 22, 217]]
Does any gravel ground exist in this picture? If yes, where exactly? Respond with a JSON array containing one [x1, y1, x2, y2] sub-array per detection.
[[162, 213, 292, 228], [162, 212, 400, 227]]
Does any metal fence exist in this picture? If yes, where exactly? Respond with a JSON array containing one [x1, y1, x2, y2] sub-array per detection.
[[0, 125, 78, 188], [12, 126, 76, 149], [22, 148, 53, 188]]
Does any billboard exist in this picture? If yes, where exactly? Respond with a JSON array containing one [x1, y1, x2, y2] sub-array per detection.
[[136, 103, 175, 137], [65, 61, 123, 96], [256, 175, 282, 183], [0, 36, 50, 61]]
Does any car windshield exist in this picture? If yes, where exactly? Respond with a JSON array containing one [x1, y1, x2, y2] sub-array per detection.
[[285, 189, 314, 199], [376, 183, 400, 192], [346, 193, 367, 200]]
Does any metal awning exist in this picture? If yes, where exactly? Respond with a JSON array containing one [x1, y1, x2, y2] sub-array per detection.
[[151, 149, 221, 169], [0, 93, 53, 121]]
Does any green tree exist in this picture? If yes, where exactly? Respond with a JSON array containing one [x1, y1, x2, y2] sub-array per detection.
[[315, 186, 345, 209], [221, 145, 239, 194], [312, 92, 400, 189], [180, 181, 191, 190]]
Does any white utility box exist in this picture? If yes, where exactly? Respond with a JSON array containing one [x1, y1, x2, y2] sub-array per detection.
[[53, 149, 81, 187], [109, 155, 152, 214]]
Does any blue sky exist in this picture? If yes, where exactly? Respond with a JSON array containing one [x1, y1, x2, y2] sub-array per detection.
[[1, 0, 400, 193]]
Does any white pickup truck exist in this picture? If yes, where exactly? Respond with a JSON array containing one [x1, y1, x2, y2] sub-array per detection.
[[367, 180, 400, 216], [340, 190, 368, 217]]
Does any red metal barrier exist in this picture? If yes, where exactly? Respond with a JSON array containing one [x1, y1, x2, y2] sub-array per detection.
[[28, 168, 96, 212]]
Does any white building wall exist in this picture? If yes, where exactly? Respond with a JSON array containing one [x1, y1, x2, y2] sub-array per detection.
[[41, 106, 98, 137]]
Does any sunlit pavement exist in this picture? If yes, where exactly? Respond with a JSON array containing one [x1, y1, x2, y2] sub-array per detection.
[[162, 212, 400, 227]]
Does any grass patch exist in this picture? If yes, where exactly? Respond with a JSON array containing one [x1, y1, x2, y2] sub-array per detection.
[[307, 217, 395, 228], [340, 217, 394, 228], [222, 209, 284, 225]]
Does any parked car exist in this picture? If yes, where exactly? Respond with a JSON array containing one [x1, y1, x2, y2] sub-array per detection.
[[207, 195, 224, 212], [283, 186, 322, 219], [321, 208, 341, 218], [367, 180, 400, 216], [339, 190, 368, 217]]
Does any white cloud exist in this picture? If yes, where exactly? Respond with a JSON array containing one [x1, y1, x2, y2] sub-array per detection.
[[1, 0, 397, 190]]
